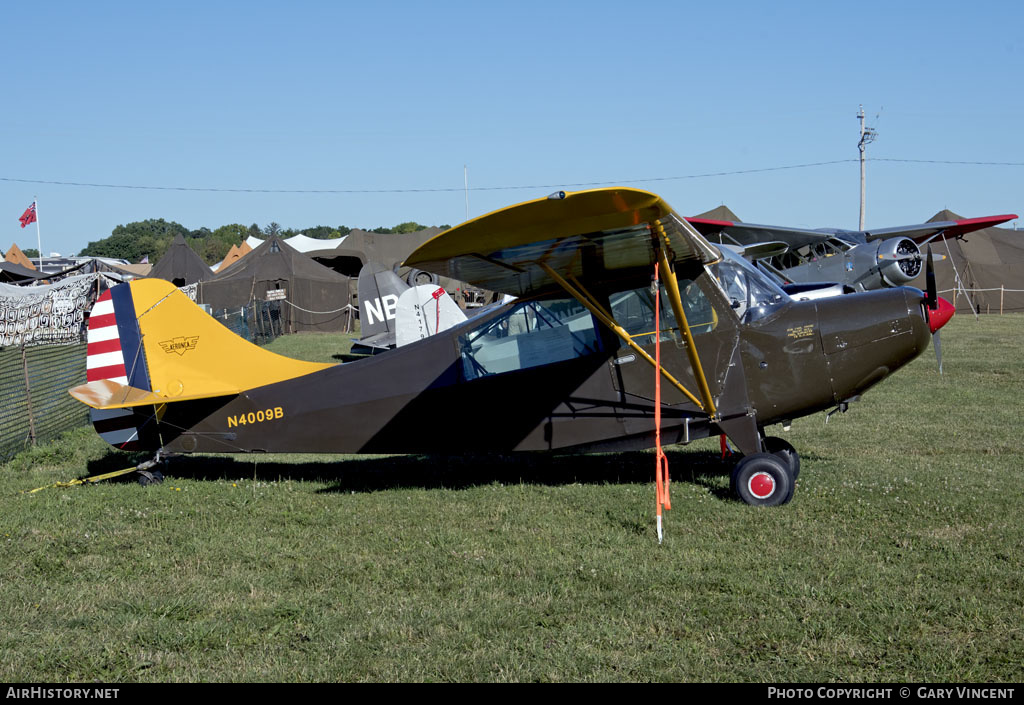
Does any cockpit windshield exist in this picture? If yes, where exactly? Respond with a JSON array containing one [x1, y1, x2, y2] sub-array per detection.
[[710, 248, 791, 323]]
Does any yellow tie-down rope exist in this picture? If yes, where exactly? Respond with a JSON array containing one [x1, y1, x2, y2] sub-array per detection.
[[23, 458, 163, 494]]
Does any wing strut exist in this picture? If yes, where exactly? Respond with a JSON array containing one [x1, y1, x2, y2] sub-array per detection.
[[652, 221, 718, 418], [536, 262, 707, 412]]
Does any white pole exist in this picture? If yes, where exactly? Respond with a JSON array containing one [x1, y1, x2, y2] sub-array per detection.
[[858, 107, 866, 230], [464, 165, 470, 222], [857, 106, 877, 231], [33, 197, 43, 270]]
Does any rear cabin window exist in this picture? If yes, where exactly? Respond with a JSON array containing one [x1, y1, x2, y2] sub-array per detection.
[[609, 279, 717, 346], [459, 299, 601, 381]]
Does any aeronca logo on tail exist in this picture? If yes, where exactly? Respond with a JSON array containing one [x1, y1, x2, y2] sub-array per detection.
[[159, 336, 200, 355]]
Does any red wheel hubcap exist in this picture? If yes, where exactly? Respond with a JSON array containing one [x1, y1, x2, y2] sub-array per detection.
[[748, 472, 775, 499]]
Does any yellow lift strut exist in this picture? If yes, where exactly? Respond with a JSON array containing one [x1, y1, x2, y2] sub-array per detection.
[[651, 221, 718, 418]]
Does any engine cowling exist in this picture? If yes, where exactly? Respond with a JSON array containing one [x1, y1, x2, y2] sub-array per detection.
[[877, 237, 922, 287]]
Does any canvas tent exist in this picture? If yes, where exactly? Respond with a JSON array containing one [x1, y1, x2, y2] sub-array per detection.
[[244, 228, 444, 278], [149, 234, 213, 286], [693, 205, 742, 223], [309, 227, 444, 278], [0, 261, 48, 284], [908, 210, 1024, 314], [4, 243, 37, 271], [215, 241, 253, 273], [198, 235, 353, 333]]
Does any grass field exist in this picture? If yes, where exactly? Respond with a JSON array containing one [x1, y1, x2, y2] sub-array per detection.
[[1, 316, 1022, 682]]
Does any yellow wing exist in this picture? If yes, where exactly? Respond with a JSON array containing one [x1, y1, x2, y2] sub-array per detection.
[[404, 188, 721, 297]]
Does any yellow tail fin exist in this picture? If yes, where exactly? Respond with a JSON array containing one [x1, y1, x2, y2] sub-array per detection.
[[71, 278, 333, 409]]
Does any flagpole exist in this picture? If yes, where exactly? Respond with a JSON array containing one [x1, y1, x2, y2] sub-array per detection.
[[33, 197, 43, 270]]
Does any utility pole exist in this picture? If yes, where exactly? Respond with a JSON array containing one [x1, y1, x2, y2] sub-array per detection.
[[858, 105, 877, 230]]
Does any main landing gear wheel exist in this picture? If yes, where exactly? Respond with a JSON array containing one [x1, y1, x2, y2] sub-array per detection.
[[730, 453, 794, 506], [762, 436, 800, 480]]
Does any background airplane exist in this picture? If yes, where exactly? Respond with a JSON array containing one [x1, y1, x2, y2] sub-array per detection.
[[687, 213, 1016, 292], [352, 260, 473, 354]]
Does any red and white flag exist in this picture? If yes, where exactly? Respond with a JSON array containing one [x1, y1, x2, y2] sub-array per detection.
[[19, 202, 37, 228]]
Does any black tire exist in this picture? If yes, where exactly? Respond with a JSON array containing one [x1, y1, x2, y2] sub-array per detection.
[[763, 436, 800, 480], [137, 470, 164, 487], [406, 268, 439, 287], [730, 453, 794, 506]]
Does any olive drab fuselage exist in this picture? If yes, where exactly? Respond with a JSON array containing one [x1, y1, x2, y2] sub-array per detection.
[[132, 264, 932, 458]]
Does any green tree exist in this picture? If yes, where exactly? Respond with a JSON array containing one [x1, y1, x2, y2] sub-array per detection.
[[301, 225, 350, 239], [213, 224, 249, 242], [193, 237, 234, 265], [80, 218, 190, 263], [392, 221, 427, 234]]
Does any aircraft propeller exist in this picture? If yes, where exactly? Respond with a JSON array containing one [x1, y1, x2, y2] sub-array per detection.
[[876, 251, 946, 262]]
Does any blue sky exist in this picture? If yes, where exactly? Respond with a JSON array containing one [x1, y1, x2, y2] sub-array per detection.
[[2, 0, 1022, 257]]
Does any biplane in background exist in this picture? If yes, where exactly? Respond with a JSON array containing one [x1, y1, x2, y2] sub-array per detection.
[[687, 212, 1016, 293], [71, 188, 955, 506]]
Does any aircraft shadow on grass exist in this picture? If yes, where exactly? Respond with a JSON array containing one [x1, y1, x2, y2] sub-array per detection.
[[80, 447, 831, 499]]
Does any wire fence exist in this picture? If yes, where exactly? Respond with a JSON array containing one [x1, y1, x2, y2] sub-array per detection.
[[0, 342, 88, 462], [0, 278, 1017, 464], [0, 295, 301, 463], [208, 300, 286, 346], [939, 286, 1024, 314]]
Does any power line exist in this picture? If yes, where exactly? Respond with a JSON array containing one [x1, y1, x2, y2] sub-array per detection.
[[0, 160, 857, 195], [873, 158, 1024, 166], [0, 157, 1019, 195]]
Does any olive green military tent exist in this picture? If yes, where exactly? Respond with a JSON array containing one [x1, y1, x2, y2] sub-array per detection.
[[149, 234, 213, 286], [908, 210, 1024, 314], [198, 235, 353, 333]]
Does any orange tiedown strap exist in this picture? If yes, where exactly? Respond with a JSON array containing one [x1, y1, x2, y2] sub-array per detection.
[[654, 262, 671, 544]]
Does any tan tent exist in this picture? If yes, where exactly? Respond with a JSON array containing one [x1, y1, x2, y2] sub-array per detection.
[[4, 243, 37, 270], [216, 241, 253, 273], [693, 205, 742, 223]]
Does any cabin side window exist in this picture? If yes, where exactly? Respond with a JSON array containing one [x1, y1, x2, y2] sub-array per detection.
[[459, 299, 602, 381], [711, 253, 789, 323], [609, 278, 717, 347]]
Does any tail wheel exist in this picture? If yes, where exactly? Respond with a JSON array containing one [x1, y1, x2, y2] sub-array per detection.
[[763, 436, 800, 480], [730, 453, 794, 506], [137, 470, 164, 487]]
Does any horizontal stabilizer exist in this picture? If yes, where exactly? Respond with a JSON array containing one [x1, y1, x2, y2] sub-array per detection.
[[395, 285, 468, 347], [70, 378, 236, 410]]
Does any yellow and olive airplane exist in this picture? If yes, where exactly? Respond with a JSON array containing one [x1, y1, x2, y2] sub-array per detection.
[[70, 188, 954, 506]]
